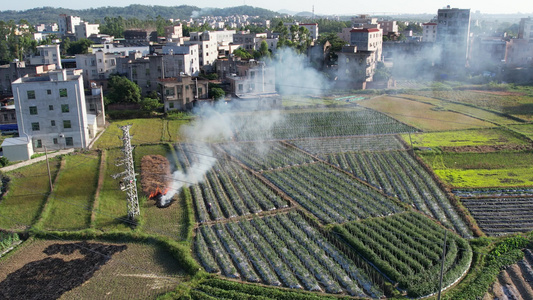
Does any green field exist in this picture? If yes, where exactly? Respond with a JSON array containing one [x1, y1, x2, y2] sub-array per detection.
[[42, 152, 100, 230], [402, 128, 530, 149], [0, 157, 61, 230], [93, 118, 192, 149], [419, 152, 533, 188]]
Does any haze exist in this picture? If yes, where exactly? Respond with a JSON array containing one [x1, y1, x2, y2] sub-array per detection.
[[3, 0, 533, 15]]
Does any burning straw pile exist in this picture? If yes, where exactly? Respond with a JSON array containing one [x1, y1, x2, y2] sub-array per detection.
[[141, 155, 172, 207]]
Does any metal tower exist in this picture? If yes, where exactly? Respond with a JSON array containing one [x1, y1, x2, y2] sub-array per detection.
[[112, 125, 140, 220]]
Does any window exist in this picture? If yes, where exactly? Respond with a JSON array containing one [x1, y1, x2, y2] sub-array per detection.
[[65, 137, 73, 146], [49, 105, 54, 110], [36, 139, 42, 148], [59, 88, 67, 97], [53, 138, 58, 144], [61, 104, 69, 113], [198, 88, 202, 95], [165, 88, 174, 96], [3, 114, 7, 121], [27, 90, 35, 99], [63, 120, 71, 129], [51, 120, 56, 126], [29, 106, 38, 115], [89, 104, 96, 111], [169, 102, 174, 108], [47, 89, 52, 95], [238, 84, 243, 91], [32, 122, 40, 131]]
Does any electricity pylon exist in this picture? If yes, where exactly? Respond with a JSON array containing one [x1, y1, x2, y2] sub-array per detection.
[[112, 125, 140, 220]]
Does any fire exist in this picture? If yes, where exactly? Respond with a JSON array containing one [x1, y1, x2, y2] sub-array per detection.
[[149, 187, 169, 199]]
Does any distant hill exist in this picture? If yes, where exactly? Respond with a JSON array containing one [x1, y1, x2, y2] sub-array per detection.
[[0, 4, 282, 24]]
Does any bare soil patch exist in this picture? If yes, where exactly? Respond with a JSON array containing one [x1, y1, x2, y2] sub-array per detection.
[[0, 241, 126, 300]]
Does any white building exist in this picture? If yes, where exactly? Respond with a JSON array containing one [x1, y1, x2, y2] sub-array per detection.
[[377, 21, 398, 35], [188, 30, 236, 71], [58, 14, 81, 34], [75, 51, 119, 86], [299, 23, 319, 41], [75, 22, 100, 40], [350, 28, 383, 61], [5, 69, 94, 160], [28, 44, 62, 69], [422, 22, 437, 42], [436, 6, 471, 67], [164, 25, 183, 41]]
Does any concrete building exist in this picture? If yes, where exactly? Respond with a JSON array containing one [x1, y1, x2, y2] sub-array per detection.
[[233, 32, 268, 52], [75, 22, 100, 40], [350, 28, 383, 62], [422, 23, 438, 42], [337, 46, 379, 89], [188, 30, 236, 71], [377, 20, 398, 35], [0, 61, 56, 96], [75, 51, 120, 86], [352, 15, 379, 28], [58, 14, 81, 35], [95, 43, 150, 56], [518, 17, 533, 41], [158, 76, 209, 111], [506, 38, 533, 67], [28, 44, 62, 70], [4, 69, 94, 160], [436, 6, 471, 68], [164, 24, 183, 41], [299, 23, 319, 41]]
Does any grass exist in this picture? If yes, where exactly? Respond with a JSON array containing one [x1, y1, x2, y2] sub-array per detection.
[[402, 128, 530, 149], [419, 152, 533, 188], [94, 119, 192, 149], [398, 94, 521, 125], [358, 96, 494, 131], [42, 152, 100, 231], [0, 157, 61, 230], [93, 148, 132, 231], [508, 123, 533, 140]]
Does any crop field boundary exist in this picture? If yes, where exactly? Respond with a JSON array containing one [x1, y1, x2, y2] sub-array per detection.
[[409, 151, 483, 237], [91, 150, 106, 228]]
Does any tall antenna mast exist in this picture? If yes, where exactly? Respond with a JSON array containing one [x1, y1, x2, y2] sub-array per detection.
[[112, 125, 140, 220], [312, 5, 315, 19]]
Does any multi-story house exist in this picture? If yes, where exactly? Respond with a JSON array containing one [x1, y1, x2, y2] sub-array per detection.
[[58, 14, 81, 35], [164, 24, 183, 41], [337, 45, 380, 89], [75, 22, 100, 40], [377, 21, 398, 36], [350, 28, 383, 62], [75, 51, 120, 87], [3, 69, 98, 161], [0, 61, 56, 96], [188, 30, 236, 71], [436, 6, 471, 68], [158, 76, 209, 111], [422, 23, 437, 42], [27, 44, 62, 70], [518, 17, 533, 41]]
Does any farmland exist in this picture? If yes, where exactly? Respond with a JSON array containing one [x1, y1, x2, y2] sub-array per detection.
[[2, 86, 533, 299], [358, 96, 494, 131]]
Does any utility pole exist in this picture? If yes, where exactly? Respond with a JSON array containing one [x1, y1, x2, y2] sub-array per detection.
[[112, 125, 140, 220], [437, 230, 448, 300], [44, 145, 53, 192]]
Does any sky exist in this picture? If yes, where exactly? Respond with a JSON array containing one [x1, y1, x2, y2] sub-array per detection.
[[3, 0, 533, 15]]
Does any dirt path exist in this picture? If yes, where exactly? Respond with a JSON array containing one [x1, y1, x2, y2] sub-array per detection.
[[91, 150, 106, 228]]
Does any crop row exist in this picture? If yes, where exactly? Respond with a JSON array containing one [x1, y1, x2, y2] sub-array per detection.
[[288, 135, 407, 155], [461, 197, 533, 235], [328, 150, 471, 237], [0, 231, 19, 253], [194, 212, 381, 297], [218, 141, 315, 171], [333, 212, 472, 297], [190, 160, 287, 223], [453, 188, 533, 198], [232, 109, 417, 141], [264, 163, 403, 224]]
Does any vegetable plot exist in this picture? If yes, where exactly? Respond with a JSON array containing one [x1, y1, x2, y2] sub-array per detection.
[[461, 197, 533, 236], [194, 212, 382, 297], [328, 150, 472, 237], [232, 109, 417, 141], [263, 162, 403, 224], [289, 135, 407, 155], [333, 212, 472, 297]]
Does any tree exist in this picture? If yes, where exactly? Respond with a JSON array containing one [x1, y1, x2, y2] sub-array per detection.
[[140, 98, 163, 112], [259, 40, 270, 58], [66, 39, 93, 55], [107, 75, 142, 104], [233, 48, 253, 59], [208, 83, 225, 100]]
